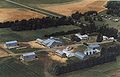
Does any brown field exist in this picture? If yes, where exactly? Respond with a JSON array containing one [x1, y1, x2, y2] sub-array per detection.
[[44, 0, 108, 16], [28, 41, 45, 48], [0, 44, 9, 57], [0, 8, 45, 22], [0, 49, 8, 57]]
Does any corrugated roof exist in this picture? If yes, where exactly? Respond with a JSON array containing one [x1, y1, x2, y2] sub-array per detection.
[[88, 44, 100, 49], [6, 41, 17, 44], [75, 51, 86, 60], [22, 52, 35, 56]]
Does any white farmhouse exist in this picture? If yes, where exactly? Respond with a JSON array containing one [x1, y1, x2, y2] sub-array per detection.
[[75, 34, 88, 40]]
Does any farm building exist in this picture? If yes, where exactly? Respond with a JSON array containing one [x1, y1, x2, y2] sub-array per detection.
[[75, 34, 88, 40], [55, 50, 64, 57], [74, 51, 88, 60], [36, 37, 63, 48], [84, 49, 100, 55], [103, 36, 115, 41], [88, 44, 100, 50], [4, 40, 18, 49], [103, 36, 109, 40], [20, 52, 36, 61], [55, 47, 75, 58], [74, 49, 100, 60]]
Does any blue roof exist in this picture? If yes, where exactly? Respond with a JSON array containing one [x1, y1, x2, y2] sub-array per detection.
[[6, 41, 17, 44]]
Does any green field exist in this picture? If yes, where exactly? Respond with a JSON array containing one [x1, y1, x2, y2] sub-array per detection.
[[0, 25, 80, 42], [0, 57, 44, 77]]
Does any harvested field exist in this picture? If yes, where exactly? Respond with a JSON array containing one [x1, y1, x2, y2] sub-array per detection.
[[0, 44, 9, 57], [0, 49, 8, 57], [0, 8, 45, 22], [44, 0, 108, 16]]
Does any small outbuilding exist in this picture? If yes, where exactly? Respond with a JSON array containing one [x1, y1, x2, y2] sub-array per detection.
[[75, 34, 88, 40], [20, 52, 36, 61], [4, 40, 18, 49]]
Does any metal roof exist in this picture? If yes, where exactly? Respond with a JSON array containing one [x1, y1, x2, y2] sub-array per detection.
[[42, 37, 63, 47], [56, 50, 64, 56], [62, 49, 75, 57], [6, 41, 17, 44], [22, 52, 35, 56], [75, 34, 88, 39], [75, 51, 86, 60], [88, 44, 100, 49]]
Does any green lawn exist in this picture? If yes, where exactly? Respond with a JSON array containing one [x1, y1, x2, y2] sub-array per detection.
[[0, 58, 44, 77], [0, 25, 80, 42]]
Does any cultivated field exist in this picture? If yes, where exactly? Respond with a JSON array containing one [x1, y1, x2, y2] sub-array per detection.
[[44, 0, 108, 16], [0, 8, 45, 22]]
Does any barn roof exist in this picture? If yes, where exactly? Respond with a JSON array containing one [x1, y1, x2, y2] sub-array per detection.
[[6, 41, 18, 44], [74, 51, 86, 60], [22, 52, 35, 56]]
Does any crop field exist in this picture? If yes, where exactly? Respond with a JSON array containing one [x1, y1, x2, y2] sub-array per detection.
[[0, 25, 80, 42], [0, 0, 45, 22], [0, 57, 44, 77], [44, 0, 107, 16]]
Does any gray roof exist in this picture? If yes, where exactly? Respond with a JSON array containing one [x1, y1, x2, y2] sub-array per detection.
[[75, 51, 86, 60], [88, 44, 100, 49], [22, 52, 35, 56], [42, 37, 63, 48]]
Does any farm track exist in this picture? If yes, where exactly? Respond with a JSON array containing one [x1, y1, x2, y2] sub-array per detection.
[[5, 0, 64, 17]]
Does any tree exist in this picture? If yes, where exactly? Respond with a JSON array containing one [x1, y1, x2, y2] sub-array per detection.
[[96, 33, 103, 42], [71, 35, 81, 42]]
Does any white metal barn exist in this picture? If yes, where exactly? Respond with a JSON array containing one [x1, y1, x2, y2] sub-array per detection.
[[75, 34, 88, 40], [20, 52, 36, 61], [5, 40, 18, 49]]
